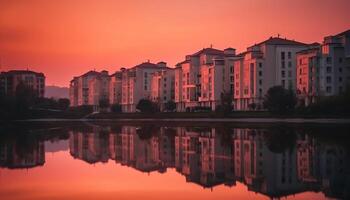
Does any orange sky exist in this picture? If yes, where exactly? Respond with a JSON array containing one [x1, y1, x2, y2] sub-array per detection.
[[0, 0, 349, 87]]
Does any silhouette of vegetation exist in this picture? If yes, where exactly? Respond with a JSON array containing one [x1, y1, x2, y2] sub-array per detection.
[[111, 103, 122, 113], [136, 99, 158, 113], [216, 92, 233, 116], [297, 88, 350, 116], [264, 126, 297, 153], [263, 86, 296, 114], [99, 98, 110, 109], [136, 125, 159, 140], [164, 100, 176, 112]]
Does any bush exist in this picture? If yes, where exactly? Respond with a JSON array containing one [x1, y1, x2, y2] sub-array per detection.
[[216, 92, 233, 116], [164, 100, 176, 112], [263, 86, 296, 114], [69, 105, 93, 114], [99, 98, 110, 109], [111, 103, 122, 113], [136, 99, 158, 113]]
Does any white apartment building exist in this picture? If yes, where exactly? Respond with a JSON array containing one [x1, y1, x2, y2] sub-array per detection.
[[175, 48, 236, 112], [234, 37, 308, 110], [88, 70, 110, 109], [150, 66, 175, 111], [109, 71, 122, 105], [297, 30, 350, 106], [69, 70, 101, 107], [121, 61, 171, 112]]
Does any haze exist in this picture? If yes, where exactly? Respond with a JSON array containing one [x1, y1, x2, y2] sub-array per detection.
[[1, 0, 349, 86]]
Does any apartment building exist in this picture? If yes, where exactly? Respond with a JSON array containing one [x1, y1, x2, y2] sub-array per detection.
[[234, 37, 308, 110], [150, 66, 175, 111], [109, 71, 122, 105], [0, 70, 45, 97], [296, 30, 350, 106], [69, 70, 103, 107], [121, 61, 170, 112], [175, 47, 236, 112], [88, 70, 110, 108]]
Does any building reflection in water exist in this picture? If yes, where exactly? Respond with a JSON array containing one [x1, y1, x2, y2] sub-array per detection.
[[67, 125, 349, 199], [0, 125, 348, 199], [0, 137, 45, 169]]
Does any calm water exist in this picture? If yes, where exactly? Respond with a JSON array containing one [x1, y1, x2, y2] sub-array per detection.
[[0, 122, 349, 200]]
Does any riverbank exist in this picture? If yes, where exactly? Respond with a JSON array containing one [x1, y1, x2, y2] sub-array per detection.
[[1, 109, 350, 122]]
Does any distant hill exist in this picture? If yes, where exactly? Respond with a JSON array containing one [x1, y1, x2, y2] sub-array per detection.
[[45, 86, 69, 99]]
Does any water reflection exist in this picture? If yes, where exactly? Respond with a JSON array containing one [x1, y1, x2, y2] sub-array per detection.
[[0, 123, 349, 199]]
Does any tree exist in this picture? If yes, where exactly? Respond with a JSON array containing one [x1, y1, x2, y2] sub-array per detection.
[[57, 98, 70, 110], [164, 100, 176, 112], [99, 98, 110, 109], [136, 99, 157, 113], [263, 86, 296, 114], [216, 92, 233, 116], [111, 103, 122, 113]]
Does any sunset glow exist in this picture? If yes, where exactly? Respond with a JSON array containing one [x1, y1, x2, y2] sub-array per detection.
[[1, 0, 349, 86]]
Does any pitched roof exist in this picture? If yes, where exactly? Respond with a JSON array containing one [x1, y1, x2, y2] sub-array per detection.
[[252, 37, 307, 48], [335, 29, 350, 37], [191, 48, 224, 56], [132, 62, 160, 69], [81, 70, 100, 77], [1, 70, 45, 77]]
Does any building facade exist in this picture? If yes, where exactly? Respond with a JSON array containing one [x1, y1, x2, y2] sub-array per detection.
[[120, 61, 171, 112], [0, 70, 45, 97], [175, 48, 236, 112], [109, 71, 122, 105], [69, 70, 104, 107], [150, 66, 175, 111], [297, 30, 350, 106], [234, 37, 308, 110]]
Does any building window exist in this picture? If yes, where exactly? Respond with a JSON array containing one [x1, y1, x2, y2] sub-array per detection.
[[326, 76, 332, 83], [281, 52, 285, 60], [259, 79, 262, 85], [288, 71, 292, 78], [282, 61, 285, 68], [326, 57, 332, 64], [339, 68, 343, 72], [339, 77, 343, 82], [144, 85, 147, 90], [259, 63, 262, 68], [281, 70, 286, 78], [258, 71, 262, 76], [230, 66, 233, 73], [326, 67, 332, 73], [326, 86, 332, 93], [288, 61, 292, 68], [339, 57, 343, 63], [288, 52, 291, 59]]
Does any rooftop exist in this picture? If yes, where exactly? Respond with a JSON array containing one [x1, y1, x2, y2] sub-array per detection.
[[251, 37, 307, 48], [191, 48, 224, 56], [1, 70, 45, 77]]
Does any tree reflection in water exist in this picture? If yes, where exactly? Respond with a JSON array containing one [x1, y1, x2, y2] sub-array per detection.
[[0, 123, 349, 199]]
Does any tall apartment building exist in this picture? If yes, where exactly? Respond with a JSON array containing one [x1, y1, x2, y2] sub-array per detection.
[[121, 61, 171, 112], [0, 70, 45, 97], [175, 48, 236, 112], [109, 71, 122, 105], [296, 30, 350, 106], [150, 66, 175, 111], [234, 37, 308, 110], [69, 70, 104, 107], [88, 70, 110, 108]]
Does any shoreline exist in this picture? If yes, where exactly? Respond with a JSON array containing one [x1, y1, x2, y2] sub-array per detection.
[[14, 117, 350, 124]]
